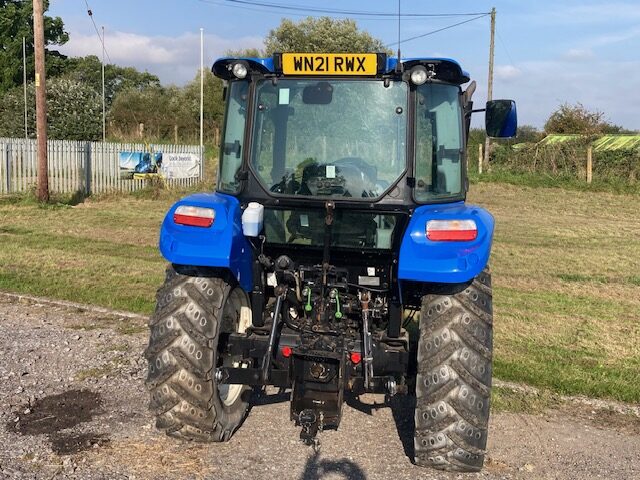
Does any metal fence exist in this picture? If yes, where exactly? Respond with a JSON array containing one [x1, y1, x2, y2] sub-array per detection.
[[0, 138, 203, 195]]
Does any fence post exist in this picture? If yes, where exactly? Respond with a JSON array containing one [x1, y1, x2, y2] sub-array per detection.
[[84, 142, 92, 195], [5, 143, 11, 193], [586, 146, 593, 184], [478, 143, 483, 175]]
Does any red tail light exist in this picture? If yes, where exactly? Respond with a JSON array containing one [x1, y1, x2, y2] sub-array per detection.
[[173, 206, 215, 228], [426, 219, 477, 241], [281, 346, 293, 358], [350, 352, 362, 364]]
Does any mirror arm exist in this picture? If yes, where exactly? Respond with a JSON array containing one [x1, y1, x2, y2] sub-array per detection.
[[464, 108, 486, 118]]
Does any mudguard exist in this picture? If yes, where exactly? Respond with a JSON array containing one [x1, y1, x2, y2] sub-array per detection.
[[398, 202, 494, 284], [159, 193, 253, 292]]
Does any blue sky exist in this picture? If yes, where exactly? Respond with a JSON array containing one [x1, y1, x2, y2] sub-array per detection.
[[49, 1, 640, 130]]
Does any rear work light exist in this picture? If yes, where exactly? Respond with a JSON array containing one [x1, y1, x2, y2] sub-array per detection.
[[426, 219, 477, 241], [173, 205, 215, 227]]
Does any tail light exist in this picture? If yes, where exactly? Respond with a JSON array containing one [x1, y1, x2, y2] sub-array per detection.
[[173, 206, 215, 227], [426, 219, 477, 241]]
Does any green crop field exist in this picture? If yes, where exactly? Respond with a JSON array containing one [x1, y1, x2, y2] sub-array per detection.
[[0, 183, 639, 402]]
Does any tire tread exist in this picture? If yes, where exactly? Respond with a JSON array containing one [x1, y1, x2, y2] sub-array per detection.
[[414, 269, 493, 473], [145, 265, 249, 443]]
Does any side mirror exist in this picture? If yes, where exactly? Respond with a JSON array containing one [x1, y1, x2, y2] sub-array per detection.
[[486, 100, 517, 138]]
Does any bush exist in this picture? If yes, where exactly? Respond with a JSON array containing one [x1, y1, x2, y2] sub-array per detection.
[[0, 78, 101, 140], [486, 138, 640, 186], [544, 103, 624, 135]]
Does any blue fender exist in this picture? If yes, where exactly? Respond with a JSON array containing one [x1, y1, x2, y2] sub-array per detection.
[[398, 202, 494, 284], [159, 193, 253, 292]]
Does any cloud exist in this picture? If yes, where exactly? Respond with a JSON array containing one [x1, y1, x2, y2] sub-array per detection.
[[60, 30, 264, 84], [587, 25, 640, 47], [495, 65, 522, 81], [562, 48, 594, 62], [469, 59, 640, 130]]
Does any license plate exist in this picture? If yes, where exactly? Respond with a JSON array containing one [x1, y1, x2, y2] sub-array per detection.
[[281, 53, 378, 76]]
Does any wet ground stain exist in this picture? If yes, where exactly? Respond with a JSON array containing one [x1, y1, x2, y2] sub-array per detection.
[[7, 389, 109, 454], [50, 431, 110, 455]]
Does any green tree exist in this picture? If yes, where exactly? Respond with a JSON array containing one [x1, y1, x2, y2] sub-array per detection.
[[108, 69, 225, 142], [0, 0, 69, 96], [515, 125, 544, 143], [264, 17, 387, 55], [63, 55, 160, 107], [108, 85, 171, 139], [0, 78, 101, 140], [225, 48, 265, 57], [183, 69, 225, 137], [544, 103, 622, 135], [48, 78, 102, 140]]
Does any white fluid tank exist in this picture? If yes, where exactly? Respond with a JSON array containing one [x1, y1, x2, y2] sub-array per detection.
[[242, 202, 264, 237]]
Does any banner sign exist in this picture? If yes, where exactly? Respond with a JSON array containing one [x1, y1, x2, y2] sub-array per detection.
[[119, 151, 162, 179], [161, 153, 201, 179], [119, 151, 200, 179]]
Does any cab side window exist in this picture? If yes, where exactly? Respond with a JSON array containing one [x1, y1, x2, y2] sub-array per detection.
[[218, 81, 249, 192], [414, 84, 463, 201]]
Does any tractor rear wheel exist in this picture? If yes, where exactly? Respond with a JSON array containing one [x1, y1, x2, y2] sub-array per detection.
[[145, 265, 252, 442], [414, 269, 493, 472]]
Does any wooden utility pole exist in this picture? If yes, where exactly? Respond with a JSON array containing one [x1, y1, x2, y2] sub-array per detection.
[[33, 0, 49, 202], [483, 7, 496, 172], [586, 146, 593, 183]]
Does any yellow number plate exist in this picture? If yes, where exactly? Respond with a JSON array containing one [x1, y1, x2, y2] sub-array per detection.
[[282, 53, 378, 76]]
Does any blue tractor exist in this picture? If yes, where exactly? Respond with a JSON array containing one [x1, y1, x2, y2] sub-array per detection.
[[145, 53, 516, 472]]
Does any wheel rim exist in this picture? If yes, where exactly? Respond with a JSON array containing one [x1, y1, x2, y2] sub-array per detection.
[[218, 287, 252, 406]]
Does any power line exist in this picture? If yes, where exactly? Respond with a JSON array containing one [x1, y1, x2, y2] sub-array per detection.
[[196, 0, 489, 19], [387, 14, 490, 46], [496, 29, 516, 66], [82, 0, 112, 63], [196, 0, 312, 18]]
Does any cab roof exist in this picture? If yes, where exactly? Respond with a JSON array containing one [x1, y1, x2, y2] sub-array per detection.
[[212, 55, 471, 85]]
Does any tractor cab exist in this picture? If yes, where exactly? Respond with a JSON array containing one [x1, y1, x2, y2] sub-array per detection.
[[214, 53, 514, 206]]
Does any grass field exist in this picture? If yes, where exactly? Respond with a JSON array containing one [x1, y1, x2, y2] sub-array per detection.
[[1, 183, 639, 403]]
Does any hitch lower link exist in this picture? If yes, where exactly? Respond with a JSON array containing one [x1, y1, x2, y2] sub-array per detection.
[[360, 292, 374, 390]]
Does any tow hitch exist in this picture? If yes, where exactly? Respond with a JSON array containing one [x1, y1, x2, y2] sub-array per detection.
[[290, 337, 346, 450]]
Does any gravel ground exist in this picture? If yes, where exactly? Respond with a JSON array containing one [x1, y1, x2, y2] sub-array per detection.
[[1, 294, 639, 480]]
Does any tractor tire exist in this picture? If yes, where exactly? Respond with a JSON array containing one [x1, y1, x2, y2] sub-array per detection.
[[414, 268, 493, 472], [144, 265, 253, 442]]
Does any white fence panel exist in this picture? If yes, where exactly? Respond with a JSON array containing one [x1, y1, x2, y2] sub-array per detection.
[[0, 138, 203, 196]]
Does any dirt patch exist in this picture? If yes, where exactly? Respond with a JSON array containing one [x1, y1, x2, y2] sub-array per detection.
[[8, 390, 102, 435], [7, 390, 107, 455], [50, 432, 110, 455], [561, 403, 640, 435]]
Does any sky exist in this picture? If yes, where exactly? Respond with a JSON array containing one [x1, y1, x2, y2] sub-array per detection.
[[48, 0, 640, 130]]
